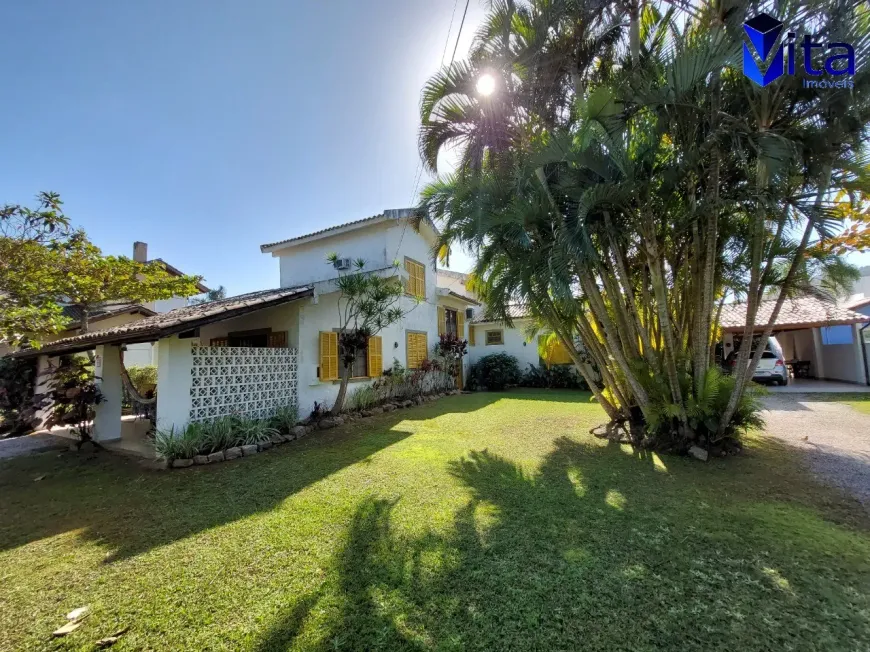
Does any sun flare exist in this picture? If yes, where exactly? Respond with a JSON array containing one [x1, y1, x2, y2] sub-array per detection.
[[476, 73, 496, 96]]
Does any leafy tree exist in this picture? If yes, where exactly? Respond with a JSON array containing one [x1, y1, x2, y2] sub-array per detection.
[[326, 255, 418, 416], [190, 285, 227, 305], [0, 193, 204, 345], [417, 0, 870, 451], [0, 192, 72, 345]]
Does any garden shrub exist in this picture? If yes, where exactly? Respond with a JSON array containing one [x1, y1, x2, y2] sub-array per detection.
[[125, 365, 157, 395], [520, 363, 588, 390], [0, 357, 39, 435], [152, 412, 285, 460], [45, 355, 103, 442], [468, 353, 521, 391], [345, 357, 459, 413]]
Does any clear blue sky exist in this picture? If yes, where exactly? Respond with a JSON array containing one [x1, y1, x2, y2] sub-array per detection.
[[2, 1, 866, 297], [0, 0, 485, 295]]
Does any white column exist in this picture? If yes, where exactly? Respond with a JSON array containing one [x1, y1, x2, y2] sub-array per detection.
[[852, 324, 866, 385], [812, 328, 825, 379], [156, 336, 194, 433], [93, 344, 123, 441]]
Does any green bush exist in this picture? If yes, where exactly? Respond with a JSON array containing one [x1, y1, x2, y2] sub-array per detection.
[[153, 424, 202, 460], [269, 405, 299, 433], [468, 353, 521, 391], [126, 365, 157, 394], [152, 413, 282, 460], [0, 357, 38, 435], [347, 385, 380, 411], [520, 363, 587, 390]]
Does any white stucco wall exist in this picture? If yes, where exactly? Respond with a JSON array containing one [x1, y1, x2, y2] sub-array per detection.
[[820, 324, 865, 384], [467, 319, 541, 372], [124, 342, 157, 367], [146, 296, 189, 314], [156, 336, 194, 432], [275, 223, 391, 289], [285, 221, 441, 416], [777, 329, 819, 376], [198, 302, 301, 348]]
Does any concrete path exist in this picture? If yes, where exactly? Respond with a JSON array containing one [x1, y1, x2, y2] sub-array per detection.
[[0, 432, 68, 460], [762, 394, 870, 508]]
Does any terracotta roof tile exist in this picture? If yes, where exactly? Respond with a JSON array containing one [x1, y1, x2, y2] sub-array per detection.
[[15, 286, 314, 357], [720, 296, 870, 331]]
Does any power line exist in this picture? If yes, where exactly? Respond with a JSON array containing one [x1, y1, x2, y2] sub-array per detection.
[[395, 0, 471, 265]]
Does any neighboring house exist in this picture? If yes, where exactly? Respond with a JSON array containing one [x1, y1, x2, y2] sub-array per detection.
[[33, 241, 209, 366], [437, 269, 572, 373], [720, 296, 870, 385]]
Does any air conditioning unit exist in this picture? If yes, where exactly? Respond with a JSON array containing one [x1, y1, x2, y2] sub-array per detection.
[[465, 307, 474, 319], [333, 257, 352, 271]]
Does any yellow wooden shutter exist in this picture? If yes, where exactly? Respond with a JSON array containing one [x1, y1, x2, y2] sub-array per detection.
[[404, 259, 425, 297], [210, 337, 228, 347], [406, 332, 427, 369], [457, 310, 465, 340], [468, 325, 476, 346], [268, 331, 287, 348], [437, 306, 446, 336], [404, 259, 413, 294], [367, 336, 382, 377], [552, 340, 573, 364], [319, 332, 338, 380], [418, 263, 426, 297]]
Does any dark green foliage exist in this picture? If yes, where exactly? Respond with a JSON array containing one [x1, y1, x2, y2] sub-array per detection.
[[0, 357, 38, 434], [45, 355, 102, 442], [469, 353, 521, 391], [520, 363, 588, 390]]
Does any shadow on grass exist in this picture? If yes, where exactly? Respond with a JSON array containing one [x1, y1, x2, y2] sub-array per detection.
[[256, 437, 870, 651], [0, 394, 505, 562]]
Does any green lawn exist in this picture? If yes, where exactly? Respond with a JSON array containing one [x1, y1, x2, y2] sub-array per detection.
[[1, 390, 869, 651], [824, 393, 870, 415]]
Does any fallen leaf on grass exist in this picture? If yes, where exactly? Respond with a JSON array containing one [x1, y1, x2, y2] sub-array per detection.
[[52, 621, 82, 637], [66, 606, 89, 620], [96, 627, 129, 648]]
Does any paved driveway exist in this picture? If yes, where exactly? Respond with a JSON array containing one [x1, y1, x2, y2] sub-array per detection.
[[762, 394, 870, 508], [0, 433, 67, 460]]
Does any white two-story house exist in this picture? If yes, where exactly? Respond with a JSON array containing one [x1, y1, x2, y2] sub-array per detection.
[[15, 208, 567, 445]]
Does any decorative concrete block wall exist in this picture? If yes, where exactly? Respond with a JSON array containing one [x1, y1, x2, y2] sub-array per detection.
[[189, 345, 298, 422]]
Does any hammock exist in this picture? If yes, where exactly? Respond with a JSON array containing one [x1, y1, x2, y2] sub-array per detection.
[[118, 347, 157, 405]]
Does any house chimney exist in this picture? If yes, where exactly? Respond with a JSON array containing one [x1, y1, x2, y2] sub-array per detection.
[[133, 241, 148, 262]]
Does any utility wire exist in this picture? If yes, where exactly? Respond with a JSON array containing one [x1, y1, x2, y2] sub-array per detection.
[[395, 0, 471, 265]]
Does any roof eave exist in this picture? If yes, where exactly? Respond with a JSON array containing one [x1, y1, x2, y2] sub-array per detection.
[[260, 215, 389, 254], [13, 288, 314, 358]]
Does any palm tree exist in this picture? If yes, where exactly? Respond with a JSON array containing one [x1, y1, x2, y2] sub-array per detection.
[[418, 0, 870, 450]]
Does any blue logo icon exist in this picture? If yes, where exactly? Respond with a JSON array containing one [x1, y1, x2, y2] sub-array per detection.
[[741, 12, 856, 88], [743, 13, 785, 87]]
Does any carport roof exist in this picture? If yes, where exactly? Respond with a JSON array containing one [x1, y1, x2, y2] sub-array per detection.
[[720, 296, 870, 332], [13, 285, 314, 358]]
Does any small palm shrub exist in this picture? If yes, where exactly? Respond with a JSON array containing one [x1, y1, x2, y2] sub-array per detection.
[[234, 417, 279, 446], [269, 405, 299, 433], [468, 353, 521, 391], [201, 416, 237, 452], [153, 424, 202, 460], [152, 414, 282, 460], [348, 385, 379, 411]]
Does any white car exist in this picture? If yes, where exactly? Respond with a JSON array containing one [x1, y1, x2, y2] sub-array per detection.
[[725, 336, 789, 386]]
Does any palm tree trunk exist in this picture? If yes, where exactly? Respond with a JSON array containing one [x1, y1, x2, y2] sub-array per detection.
[[720, 162, 832, 430]]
